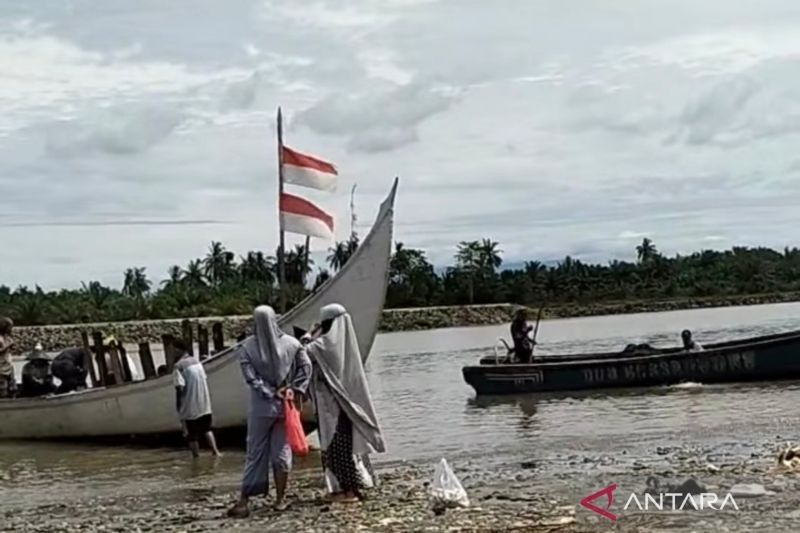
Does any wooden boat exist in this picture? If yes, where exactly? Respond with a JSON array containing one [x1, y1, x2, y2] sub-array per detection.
[[0, 179, 398, 440], [462, 329, 800, 395]]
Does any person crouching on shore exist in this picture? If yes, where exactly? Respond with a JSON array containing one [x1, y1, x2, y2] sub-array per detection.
[[172, 338, 221, 458]]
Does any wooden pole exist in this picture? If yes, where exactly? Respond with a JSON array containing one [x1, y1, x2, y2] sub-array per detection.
[[162, 334, 176, 373], [277, 106, 287, 313], [91, 332, 108, 386], [211, 322, 225, 353], [138, 342, 156, 379], [81, 331, 99, 387], [197, 324, 209, 359], [118, 343, 133, 382], [107, 341, 125, 385], [181, 319, 194, 357]]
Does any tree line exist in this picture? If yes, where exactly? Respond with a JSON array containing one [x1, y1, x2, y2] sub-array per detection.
[[2, 237, 800, 326]]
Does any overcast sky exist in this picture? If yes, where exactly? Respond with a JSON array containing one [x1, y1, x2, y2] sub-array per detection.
[[2, 0, 800, 290]]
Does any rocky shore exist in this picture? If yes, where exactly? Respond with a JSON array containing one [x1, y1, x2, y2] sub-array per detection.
[[4, 437, 800, 532], [8, 292, 800, 354]]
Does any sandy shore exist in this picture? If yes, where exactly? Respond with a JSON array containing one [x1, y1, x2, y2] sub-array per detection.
[[4, 436, 800, 533]]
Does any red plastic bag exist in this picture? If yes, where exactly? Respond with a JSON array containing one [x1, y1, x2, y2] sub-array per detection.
[[284, 398, 309, 456]]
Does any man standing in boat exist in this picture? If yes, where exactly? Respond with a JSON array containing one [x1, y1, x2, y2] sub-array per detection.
[[173, 338, 222, 458], [510, 309, 535, 363]]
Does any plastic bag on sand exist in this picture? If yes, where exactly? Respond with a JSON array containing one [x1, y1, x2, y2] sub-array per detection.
[[430, 458, 469, 508]]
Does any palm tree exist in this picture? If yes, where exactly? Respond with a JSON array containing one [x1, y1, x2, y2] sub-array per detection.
[[313, 268, 331, 290], [239, 251, 276, 284], [283, 244, 314, 285], [161, 265, 182, 289], [476, 238, 502, 274], [455, 240, 482, 304], [636, 238, 658, 264], [327, 235, 360, 272], [182, 259, 207, 287], [122, 267, 151, 298], [204, 241, 236, 286]]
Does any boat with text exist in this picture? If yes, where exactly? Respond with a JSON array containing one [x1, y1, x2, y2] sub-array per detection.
[[462, 329, 800, 395]]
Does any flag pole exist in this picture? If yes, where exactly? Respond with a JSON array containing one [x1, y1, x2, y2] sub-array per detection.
[[350, 184, 357, 241], [277, 107, 287, 313], [303, 235, 311, 287]]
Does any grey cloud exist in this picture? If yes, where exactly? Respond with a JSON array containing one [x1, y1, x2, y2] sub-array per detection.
[[348, 128, 417, 153], [45, 104, 185, 157], [296, 81, 457, 152], [676, 77, 759, 146]]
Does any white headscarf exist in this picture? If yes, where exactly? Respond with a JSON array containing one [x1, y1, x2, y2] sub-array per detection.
[[307, 303, 385, 454], [242, 305, 299, 387]]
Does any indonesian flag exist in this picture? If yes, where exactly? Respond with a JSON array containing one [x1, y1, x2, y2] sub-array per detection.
[[281, 145, 338, 191], [279, 192, 335, 240]]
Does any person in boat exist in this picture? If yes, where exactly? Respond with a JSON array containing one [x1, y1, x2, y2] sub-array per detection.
[[172, 338, 221, 459], [681, 329, 704, 352], [302, 303, 386, 503], [20, 343, 55, 397], [510, 309, 535, 363], [227, 305, 312, 517], [51, 347, 90, 394], [0, 317, 17, 399]]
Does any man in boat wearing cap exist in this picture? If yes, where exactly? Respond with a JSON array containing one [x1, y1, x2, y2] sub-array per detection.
[[20, 343, 55, 397]]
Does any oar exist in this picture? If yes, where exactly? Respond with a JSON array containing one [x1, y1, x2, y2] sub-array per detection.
[[530, 305, 545, 357]]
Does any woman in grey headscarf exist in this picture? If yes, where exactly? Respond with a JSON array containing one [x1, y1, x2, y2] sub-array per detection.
[[304, 303, 385, 503], [227, 305, 312, 517]]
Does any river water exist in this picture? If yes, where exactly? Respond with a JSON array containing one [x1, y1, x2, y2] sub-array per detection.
[[3, 302, 800, 512]]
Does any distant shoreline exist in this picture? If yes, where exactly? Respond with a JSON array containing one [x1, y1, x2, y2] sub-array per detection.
[[9, 291, 800, 354]]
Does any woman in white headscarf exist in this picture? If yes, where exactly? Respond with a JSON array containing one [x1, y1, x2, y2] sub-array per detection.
[[227, 305, 312, 517], [304, 303, 385, 503]]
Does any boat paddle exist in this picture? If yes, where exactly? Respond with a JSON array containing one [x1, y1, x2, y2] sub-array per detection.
[[530, 305, 545, 359]]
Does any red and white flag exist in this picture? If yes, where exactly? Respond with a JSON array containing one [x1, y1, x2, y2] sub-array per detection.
[[281, 145, 338, 192], [279, 192, 335, 240]]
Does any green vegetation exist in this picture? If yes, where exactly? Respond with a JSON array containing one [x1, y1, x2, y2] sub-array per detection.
[[2, 237, 800, 326]]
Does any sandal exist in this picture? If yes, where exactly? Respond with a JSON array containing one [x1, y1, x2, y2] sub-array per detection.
[[226, 503, 250, 518]]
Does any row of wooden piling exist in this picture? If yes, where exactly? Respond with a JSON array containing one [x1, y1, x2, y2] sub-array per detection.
[[79, 320, 229, 388]]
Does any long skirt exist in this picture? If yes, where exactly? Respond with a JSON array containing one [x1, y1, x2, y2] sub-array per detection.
[[321, 413, 377, 497], [241, 415, 292, 497]]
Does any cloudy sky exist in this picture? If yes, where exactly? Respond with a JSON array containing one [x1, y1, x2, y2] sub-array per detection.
[[2, 0, 800, 290]]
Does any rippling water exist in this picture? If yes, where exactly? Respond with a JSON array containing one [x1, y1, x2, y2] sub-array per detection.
[[3, 302, 800, 509]]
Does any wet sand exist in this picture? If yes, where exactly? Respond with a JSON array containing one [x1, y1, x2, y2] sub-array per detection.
[[4, 434, 800, 532]]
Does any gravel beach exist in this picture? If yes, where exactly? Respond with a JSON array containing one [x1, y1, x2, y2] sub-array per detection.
[[4, 436, 800, 533]]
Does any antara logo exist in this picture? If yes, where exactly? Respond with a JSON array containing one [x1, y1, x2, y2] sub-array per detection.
[[580, 483, 740, 521], [580, 484, 618, 521]]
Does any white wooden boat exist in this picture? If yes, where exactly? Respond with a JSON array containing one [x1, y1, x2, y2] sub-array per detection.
[[0, 179, 398, 440]]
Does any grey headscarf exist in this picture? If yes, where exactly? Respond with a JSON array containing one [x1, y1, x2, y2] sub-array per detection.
[[242, 305, 298, 387], [307, 303, 385, 454]]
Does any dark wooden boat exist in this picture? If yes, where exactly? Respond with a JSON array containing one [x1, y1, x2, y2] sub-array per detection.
[[462, 329, 800, 395]]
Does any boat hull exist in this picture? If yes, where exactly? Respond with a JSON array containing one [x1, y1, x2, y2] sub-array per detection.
[[463, 330, 800, 395], [0, 180, 397, 440]]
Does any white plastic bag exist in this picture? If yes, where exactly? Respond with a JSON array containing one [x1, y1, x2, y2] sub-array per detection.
[[430, 458, 470, 508]]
